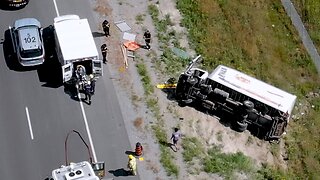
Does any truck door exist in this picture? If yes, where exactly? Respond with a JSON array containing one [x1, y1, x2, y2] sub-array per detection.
[[92, 60, 103, 77], [62, 63, 73, 83]]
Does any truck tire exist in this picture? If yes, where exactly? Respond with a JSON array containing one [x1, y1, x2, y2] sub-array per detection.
[[236, 121, 248, 132], [186, 77, 198, 85], [243, 100, 254, 111]]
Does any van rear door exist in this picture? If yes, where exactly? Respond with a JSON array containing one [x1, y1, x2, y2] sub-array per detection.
[[92, 60, 103, 77], [62, 63, 73, 83]]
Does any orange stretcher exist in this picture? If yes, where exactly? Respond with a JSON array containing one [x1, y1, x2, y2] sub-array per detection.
[[123, 41, 141, 51]]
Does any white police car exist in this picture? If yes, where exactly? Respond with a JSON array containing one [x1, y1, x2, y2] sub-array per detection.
[[9, 18, 45, 66]]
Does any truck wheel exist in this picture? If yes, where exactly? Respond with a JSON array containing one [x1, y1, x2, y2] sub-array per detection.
[[236, 121, 248, 132], [243, 100, 254, 111], [186, 77, 198, 85]]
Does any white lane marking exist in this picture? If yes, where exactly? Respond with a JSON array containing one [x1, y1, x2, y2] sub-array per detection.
[[54, 0, 97, 163], [77, 90, 98, 163], [25, 107, 34, 140], [53, 0, 60, 17]]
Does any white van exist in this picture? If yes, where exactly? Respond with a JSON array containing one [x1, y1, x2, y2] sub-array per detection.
[[53, 15, 103, 83]]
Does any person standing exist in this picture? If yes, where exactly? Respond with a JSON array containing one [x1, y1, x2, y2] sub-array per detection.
[[101, 44, 108, 64], [135, 142, 143, 157], [143, 30, 151, 50], [102, 20, 110, 37], [170, 127, 181, 152], [89, 74, 96, 94], [127, 155, 137, 176], [84, 82, 92, 105]]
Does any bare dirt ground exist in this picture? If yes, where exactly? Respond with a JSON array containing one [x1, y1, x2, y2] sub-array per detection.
[[90, 0, 288, 179]]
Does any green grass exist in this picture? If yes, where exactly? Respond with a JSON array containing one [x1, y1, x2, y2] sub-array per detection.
[[182, 137, 204, 162], [292, 0, 320, 52], [148, 4, 190, 77], [136, 62, 154, 96], [203, 146, 254, 179], [135, 55, 179, 177], [152, 124, 179, 177], [135, 13, 145, 24], [145, 0, 320, 178], [288, 2, 320, 176], [175, 0, 320, 178], [216, 131, 223, 142]]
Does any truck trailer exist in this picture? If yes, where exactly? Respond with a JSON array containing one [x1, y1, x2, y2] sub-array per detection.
[[53, 15, 103, 84], [175, 56, 297, 140]]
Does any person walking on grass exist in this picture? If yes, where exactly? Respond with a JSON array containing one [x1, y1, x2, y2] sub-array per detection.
[[170, 127, 181, 152]]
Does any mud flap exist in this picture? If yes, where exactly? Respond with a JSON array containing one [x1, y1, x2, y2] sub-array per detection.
[[92, 60, 103, 77], [62, 63, 73, 83]]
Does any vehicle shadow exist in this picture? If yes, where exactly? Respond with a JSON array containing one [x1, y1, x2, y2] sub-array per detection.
[[37, 25, 62, 88], [125, 150, 136, 156], [158, 78, 177, 101], [2, 29, 38, 72], [92, 32, 105, 38], [108, 168, 130, 177], [0, 4, 25, 11]]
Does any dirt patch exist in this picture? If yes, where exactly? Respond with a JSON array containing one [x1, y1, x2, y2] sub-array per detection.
[[133, 117, 144, 130]]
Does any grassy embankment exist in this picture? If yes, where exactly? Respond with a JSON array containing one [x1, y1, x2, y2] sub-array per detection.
[[133, 4, 181, 177], [293, 0, 320, 52], [135, 0, 320, 179], [145, 2, 279, 179], [176, 0, 320, 179]]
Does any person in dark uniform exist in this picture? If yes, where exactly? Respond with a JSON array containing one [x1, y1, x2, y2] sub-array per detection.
[[102, 20, 110, 37], [84, 82, 92, 105], [101, 44, 108, 64], [89, 74, 96, 94], [143, 30, 151, 50]]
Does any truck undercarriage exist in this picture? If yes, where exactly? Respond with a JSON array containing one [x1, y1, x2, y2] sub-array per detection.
[[174, 57, 295, 141]]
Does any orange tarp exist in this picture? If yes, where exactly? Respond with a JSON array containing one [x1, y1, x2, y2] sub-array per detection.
[[123, 41, 140, 51]]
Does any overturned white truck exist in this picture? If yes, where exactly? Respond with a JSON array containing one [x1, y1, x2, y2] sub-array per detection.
[[175, 56, 297, 140], [53, 15, 103, 85]]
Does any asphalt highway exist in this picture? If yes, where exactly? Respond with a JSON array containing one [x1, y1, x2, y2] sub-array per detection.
[[0, 0, 135, 179]]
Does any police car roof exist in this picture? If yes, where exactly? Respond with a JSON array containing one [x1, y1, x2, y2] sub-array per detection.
[[18, 27, 41, 50]]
